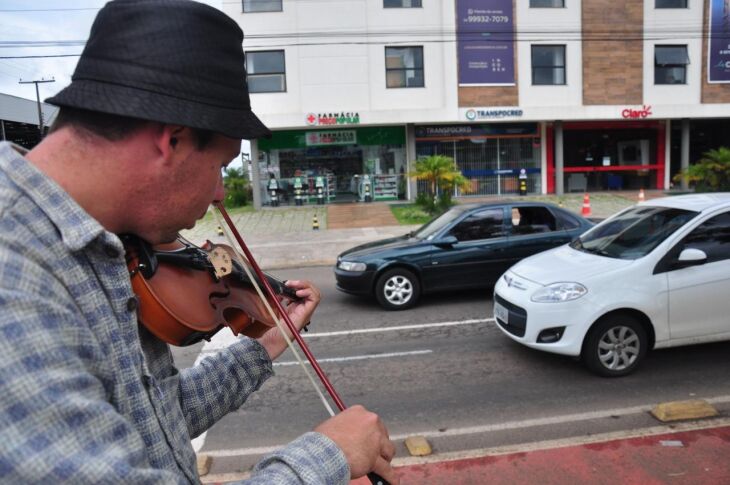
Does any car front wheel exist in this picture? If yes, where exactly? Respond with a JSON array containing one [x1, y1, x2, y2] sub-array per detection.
[[375, 268, 420, 310], [582, 314, 647, 377]]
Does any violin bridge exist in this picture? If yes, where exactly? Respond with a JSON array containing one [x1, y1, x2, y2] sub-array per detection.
[[209, 247, 234, 278]]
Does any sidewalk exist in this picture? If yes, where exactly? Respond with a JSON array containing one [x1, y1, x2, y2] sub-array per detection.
[[180, 192, 653, 270]]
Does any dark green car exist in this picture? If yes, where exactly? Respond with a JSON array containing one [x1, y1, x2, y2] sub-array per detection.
[[334, 202, 594, 310]]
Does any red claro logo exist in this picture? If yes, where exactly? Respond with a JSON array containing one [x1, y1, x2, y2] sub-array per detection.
[[622, 105, 652, 119]]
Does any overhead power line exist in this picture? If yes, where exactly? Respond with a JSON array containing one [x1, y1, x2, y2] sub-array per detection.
[[0, 54, 81, 59], [0, 23, 727, 59], [0, 25, 723, 45], [0, 7, 99, 12]]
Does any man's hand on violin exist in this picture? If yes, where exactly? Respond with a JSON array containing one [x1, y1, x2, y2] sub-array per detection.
[[315, 405, 399, 484], [256, 279, 320, 361]]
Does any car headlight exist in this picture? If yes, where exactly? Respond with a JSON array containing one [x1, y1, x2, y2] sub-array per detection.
[[338, 260, 367, 272], [531, 283, 587, 303]]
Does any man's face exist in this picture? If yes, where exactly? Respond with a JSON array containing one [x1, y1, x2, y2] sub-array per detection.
[[147, 132, 240, 244]]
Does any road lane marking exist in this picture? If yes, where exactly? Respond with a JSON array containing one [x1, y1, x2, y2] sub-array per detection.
[[192, 318, 492, 450], [303, 318, 494, 338], [273, 349, 432, 367], [391, 393, 730, 440], [201, 394, 730, 457], [198, 317, 494, 353]]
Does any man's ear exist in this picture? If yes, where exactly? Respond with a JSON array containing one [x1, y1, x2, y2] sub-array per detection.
[[155, 125, 189, 162]]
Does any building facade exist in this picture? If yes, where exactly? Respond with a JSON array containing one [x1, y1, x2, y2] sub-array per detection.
[[0, 93, 58, 149], [222, 0, 730, 208]]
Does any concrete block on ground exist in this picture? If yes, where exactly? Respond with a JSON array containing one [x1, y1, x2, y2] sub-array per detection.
[[405, 436, 432, 457], [197, 454, 212, 476], [651, 400, 718, 422]]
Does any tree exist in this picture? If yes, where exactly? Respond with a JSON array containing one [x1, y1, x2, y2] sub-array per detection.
[[223, 166, 252, 208], [673, 147, 730, 192], [409, 155, 470, 214]]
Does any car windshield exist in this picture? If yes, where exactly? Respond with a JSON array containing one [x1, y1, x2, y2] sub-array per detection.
[[570, 206, 698, 260], [412, 207, 468, 240]]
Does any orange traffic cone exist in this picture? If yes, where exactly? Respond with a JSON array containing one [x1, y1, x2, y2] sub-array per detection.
[[581, 193, 592, 217], [638, 188, 645, 203]]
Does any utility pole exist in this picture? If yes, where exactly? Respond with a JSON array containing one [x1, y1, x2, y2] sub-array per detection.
[[19, 77, 55, 139]]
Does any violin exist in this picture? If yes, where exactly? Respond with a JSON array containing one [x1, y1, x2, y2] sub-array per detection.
[[123, 203, 389, 485], [123, 235, 298, 346]]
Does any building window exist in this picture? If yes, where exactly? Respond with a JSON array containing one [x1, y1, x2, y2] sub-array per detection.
[[531, 45, 565, 85], [242, 0, 282, 12], [246, 50, 286, 93], [656, 0, 687, 7], [385, 46, 424, 88], [530, 0, 564, 7], [384, 0, 422, 7], [655, 45, 689, 84]]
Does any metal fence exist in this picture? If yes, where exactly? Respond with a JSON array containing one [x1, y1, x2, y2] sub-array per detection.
[[415, 137, 541, 198]]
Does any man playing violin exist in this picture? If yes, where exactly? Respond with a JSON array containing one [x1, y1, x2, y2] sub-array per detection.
[[0, 0, 397, 484]]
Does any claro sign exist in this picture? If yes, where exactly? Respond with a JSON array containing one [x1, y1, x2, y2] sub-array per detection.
[[621, 105, 652, 119]]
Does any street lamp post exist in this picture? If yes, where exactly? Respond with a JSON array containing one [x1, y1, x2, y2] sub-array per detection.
[[19, 77, 55, 139]]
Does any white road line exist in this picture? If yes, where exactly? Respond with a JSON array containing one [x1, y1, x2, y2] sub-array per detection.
[[303, 318, 494, 338], [198, 317, 494, 353], [273, 349, 432, 367], [202, 394, 730, 458]]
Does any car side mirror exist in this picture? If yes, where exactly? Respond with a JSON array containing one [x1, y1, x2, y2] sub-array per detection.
[[434, 235, 458, 248], [675, 248, 707, 268]]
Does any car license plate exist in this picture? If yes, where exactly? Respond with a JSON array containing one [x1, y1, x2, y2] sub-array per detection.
[[494, 302, 509, 324]]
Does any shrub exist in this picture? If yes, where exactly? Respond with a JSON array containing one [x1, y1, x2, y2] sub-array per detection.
[[223, 166, 252, 208], [673, 147, 730, 192]]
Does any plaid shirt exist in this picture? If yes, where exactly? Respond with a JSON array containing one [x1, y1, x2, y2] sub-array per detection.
[[0, 142, 348, 484]]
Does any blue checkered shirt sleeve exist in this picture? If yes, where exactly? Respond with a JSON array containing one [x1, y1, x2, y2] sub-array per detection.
[[0, 142, 350, 484]]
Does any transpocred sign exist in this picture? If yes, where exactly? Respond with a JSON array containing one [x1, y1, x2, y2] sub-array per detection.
[[456, 0, 515, 86], [464, 108, 523, 120], [415, 123, 537, 139], [708, 0, 730, 83], [306, 112, 360, 126]]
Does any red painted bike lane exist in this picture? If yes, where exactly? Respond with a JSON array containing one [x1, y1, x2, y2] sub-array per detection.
[[390, 426, 730, 485]]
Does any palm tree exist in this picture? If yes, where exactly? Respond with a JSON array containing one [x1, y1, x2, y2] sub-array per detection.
[[409, 155, 470, 213]]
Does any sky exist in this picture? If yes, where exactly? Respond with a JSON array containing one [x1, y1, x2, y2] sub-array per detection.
[[0, 0, 222, 100], [0, 0, 250, 165]]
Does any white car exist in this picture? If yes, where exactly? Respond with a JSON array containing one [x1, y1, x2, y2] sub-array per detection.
[[494, 193, 730, 377]]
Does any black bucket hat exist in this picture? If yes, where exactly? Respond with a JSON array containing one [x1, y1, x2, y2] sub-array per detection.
[[46, 0, 270, 140]]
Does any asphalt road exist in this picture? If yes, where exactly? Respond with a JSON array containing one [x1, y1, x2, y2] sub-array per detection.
[[171, 265, 730, 475]]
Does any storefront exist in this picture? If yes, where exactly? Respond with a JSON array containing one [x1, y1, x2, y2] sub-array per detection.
[[257, 126, 407, 205], [668, 118, 730, 182], [550, 120, 665, 193], [415, 123, 541, 196]]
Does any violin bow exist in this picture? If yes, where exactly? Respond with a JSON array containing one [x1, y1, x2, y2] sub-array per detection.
[[211, 202, 388, 485]]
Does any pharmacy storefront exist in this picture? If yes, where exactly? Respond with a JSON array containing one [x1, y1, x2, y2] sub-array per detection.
[[415, 123, 541, 196], [257, 126, 408, 205]]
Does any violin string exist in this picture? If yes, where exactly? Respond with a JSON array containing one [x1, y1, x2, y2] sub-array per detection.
[[210, 206, 336, 417], [212, 203, 347, 411]]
